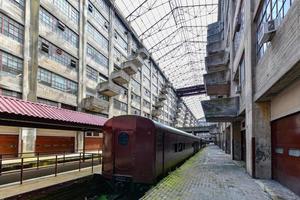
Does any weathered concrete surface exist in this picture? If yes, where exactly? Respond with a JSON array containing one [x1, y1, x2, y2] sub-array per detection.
[[142, 145, 271, 200]]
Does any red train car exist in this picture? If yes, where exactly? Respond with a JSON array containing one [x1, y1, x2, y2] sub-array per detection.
[[102, 115, 200, 184]]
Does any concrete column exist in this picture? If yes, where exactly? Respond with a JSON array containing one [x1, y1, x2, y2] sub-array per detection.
[[19, 1, 40, 156], [76, 131, 85, 152], [26, 0, 40, 102], [108, 7, 115, 118], [19, 128, 36, 157], [77, 0, 88, 110], [244, 0, 271, 178], [127, 34, 133, 115], [231, 121, 242, 160]]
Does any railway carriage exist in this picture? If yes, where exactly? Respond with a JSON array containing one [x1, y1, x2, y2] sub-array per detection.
[[102, 115, 201, 184]]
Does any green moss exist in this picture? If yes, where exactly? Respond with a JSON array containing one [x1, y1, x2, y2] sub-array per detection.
[[142, 149, 205, 199]]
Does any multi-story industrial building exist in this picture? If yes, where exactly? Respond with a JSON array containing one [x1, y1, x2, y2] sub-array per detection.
[[0, 0, 197, 157], [201, 0, 299, 195]]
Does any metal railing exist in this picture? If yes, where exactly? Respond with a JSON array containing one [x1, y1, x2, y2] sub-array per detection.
[[0, 149, 102, 185]]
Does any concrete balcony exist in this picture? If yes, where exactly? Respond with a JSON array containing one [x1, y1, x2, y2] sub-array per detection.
[[204, 71, 230, 96], [152, 109, 162, 117], [111, 70, 130, 85], [121, 55, 143, 75], [160, 87, 171, 94], [153, 101, 164, 108], [82, 96, 109, 113], [158, 93, 167, 101], [201, 97, 239, 122], [207, 21, 223, 36], [136, 48, 150, 60], [207, 40, 224, 55], [97, 81, 121, 97], [205, 50, 229, 73]]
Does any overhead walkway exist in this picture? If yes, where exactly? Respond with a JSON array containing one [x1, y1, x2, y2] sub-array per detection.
[[141, 145, 299, 200]]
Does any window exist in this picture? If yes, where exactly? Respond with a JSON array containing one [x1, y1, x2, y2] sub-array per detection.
[[143, 75, 151, 89], [91, 0, 110, 18], [131, 106, 141, 115], [0, 88, 21, 98], [0, 12, 24, 43], [144, 65, 151, 77], [39, 8, 79, 48], [86, 44, 108, 68], [256, 0, 294, 60], [88, 1, 109, 32], [0, 50, 23, 75], [9, 0, 25, 9], [275, 147, 284, 154], [39, 38, 78, 69], [114, 99, 127, 112], [87, 23, 109, 51], [131, 79, 141, 95], [38, 68, 78, 95], [53, 0, 79, 25], [288, 149, 300, 157], [143, 100, 151, 109], [37, 98, 59, 107], [114, 31, 128, 52], [114, 15, 128, 40], [114, 48, 127, 66], [144, 87, 151, 98], [131, 93, 141, 104], [86, 66, 98, 81]]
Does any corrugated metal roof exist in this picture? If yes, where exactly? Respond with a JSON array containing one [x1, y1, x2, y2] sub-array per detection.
[[0, 95, 107, 128]]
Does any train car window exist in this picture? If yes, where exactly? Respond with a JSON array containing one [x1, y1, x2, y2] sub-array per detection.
[[118, 132, 129, 145], [174, 143, 178, 152]]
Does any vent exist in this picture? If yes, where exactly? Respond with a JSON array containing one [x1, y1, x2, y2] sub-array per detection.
[[104, 22, 108, 29], [56, 48, 63, 55], [88, 4, 93, 13], [70, 59, 77, 68], [41, 42, 49, 53], [57, 21, 65, 31]]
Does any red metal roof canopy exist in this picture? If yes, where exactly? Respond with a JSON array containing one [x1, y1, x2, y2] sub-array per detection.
[[0, 95, 107, 131]]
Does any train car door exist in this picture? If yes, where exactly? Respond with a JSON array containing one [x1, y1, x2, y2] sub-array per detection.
[[113, 131, 135, 179]]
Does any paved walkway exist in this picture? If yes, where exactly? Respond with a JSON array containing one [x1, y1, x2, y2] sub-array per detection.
[[142, 145, 278, 200]]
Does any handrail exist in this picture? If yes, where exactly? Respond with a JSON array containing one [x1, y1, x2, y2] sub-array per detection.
[[0, 152, 102, 185]]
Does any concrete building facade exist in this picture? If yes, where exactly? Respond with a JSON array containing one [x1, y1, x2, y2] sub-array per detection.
[[202, 0, 300, 195], [0, 0, 197, 156]]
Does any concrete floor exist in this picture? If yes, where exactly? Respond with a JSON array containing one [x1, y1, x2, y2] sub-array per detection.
[[142, 145, 299, 200], [0, 165, 102, 199]]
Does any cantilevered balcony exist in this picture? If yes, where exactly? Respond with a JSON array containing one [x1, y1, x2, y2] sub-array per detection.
[[82, 96, 109, 113], [205, 50, 229, 73], [204, 71, 230, 96], [136, 47, 150, 60], [207, 40, 224, 55], [97, 81, 121, 97], [152, 109, 162, 117], [121, 55, 143, 75], [111, 70, 130, 85], [158, 93, 167, 101], [201, 97, 239, 122], [153, 101, 164, 108], [207, 21, 223, 35], [207, 22, 224, 43]]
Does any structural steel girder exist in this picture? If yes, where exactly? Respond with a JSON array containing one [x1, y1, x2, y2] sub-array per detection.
[[176, 85, 206, 97]]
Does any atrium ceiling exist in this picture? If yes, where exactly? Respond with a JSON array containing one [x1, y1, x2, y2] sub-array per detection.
[[114, 0, 218, 119]]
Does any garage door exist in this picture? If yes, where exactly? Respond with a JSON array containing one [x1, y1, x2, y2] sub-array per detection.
[[85, 137, 103, 152], [36, 136, 75, 154], [0, 134, 18, 158], [272, 112, 300, 196]]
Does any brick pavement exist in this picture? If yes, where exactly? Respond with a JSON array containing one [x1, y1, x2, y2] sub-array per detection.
[[141, 145, 271, 200]]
